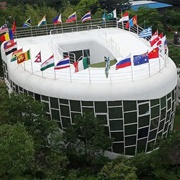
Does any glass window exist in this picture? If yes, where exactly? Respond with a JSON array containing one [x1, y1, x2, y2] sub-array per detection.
[[125, 136, 136, 146], [104, 126, 110, 136], [124, 112, 137, 124], [160, 108, 166, 120], [42, 102, 50, 112], [110, 120, 123, 131], [167, 99, 171, 110], [139, 103, 149, 115], [60, 105, 70, 117], [150, 117, 159, 130], [125, 124, 137, 135], [150, 99, 159, 107], [96, 114, 107, 125], [172, 89, 175, 101], [108, 101, 122, 106], [50, 97, 59, 109], [148, 129, 157, 141], [123, 101, 137, 112], [157, 131, 163, 140], [70, 100, 81, 112], [164, 122, 168, 133], [95, 102, 107, 113], [151, 105, 160, 118], [82, 101, 93, 106], [111, 132, 124, 141], [59, 99, 69, 105], [166, 111, 171, 122], [147, 140, 155, 152], [138, 127, 149, 139], [112, 143, 124, 154], [51, 109, 60, 121], [109, 107, 122, 119], [61, 117, 71, 128], [82, 107, 94, 114], [161, 96, 166, 109], [167, 92, 171, 99], [158, 120, 165, 132], [139, 115, 150, 128], [71, 112, 81, 123], [125, 146, 136, 156], [42, 95, 49, 101], [137, 138, 147, 153], [34, 93, 40, 101]]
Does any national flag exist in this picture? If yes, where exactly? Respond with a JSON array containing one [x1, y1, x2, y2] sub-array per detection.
[[0, 32, 10, 42], [12, 20, 16, 34], [118, 12, 129, 22], [149, 30, 158, 42], [23, 18, 31, 27], [34, 51, 42, 63], [66, 12, 77, 23], [102, 12, 107, 22], [163, 35, 168, 54], [8, 29, 14, 40], [40, 55, 55, 71], [11, 48, 23, 62], [116, 55, 131, 69], [54, 56, 70, 70], [139, 27, 152, 38], [159, 35, 168, 56], [0, 34, 5, 42], [106, 9, 117, 20], [133, 52, 149, 66], [0, 24, 8, 34], [53, 14, 62, 25], [38, 15, 46, 27], [4, 40, 17, 55], [73, 57, 88, 72], [125, 16, 137, 29], [81, 12, 91, 23], [104, 56, 110, 78], [17, 49, 31, 64], [150, 36, 160, 47], [148, 47, 159, 59]]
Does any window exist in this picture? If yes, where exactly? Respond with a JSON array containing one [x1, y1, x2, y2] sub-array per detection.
[[112, 143, 124, 154], [151, 105, 160, 118], [158, 120, 165, 131], [150, 118, 159, 130], [60, 105, 70, 117], [138, 103, 149, 115], [110, 120, 123, 131], [95, 102, 107, 113], [82, 101, 93, 106], [138, 127, 149, 139], [125, 124, 137, 135], [108, 101, 122, 106], [96, 114, 107, 125], [61, 117, 71, 128], [137, 138, 147, 153], [124, 112, 137, 124], [109, 107, 122, 119], [161, 96, 166, 109], [148, 129, 157, 141], [59, 98, 69, 105], [50, 97, 59, 109], [150, 99, 159, 107], [51, 109, 60, 121], [125, 136, 136, 146], [111, 132, 124, 141], [139, 115, 150, 128], [70, 100, 81, 112], [123, 101, 137, 112], [125, 146, 136, 155]]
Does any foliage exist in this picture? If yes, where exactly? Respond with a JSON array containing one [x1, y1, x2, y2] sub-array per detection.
[[0, 123, 34, 178]]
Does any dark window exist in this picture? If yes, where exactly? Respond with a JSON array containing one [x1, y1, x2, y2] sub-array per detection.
[[51, 109, 60, 121], [60, 105, 70, 117], [42, 95, 49, 101], [158, 120, 165, 131], [95, 102, 107, 113], [59, 98, 69, 105], [166, 111, 171, 122], [139, 115, 150, 128], [71, 112, 81, 123], [167, 99, 171, 110], [50, 97, 59, 109], [137, 138, 147, 153], [112, 143, 124, 154], [148, 129, 157, 141], [164, 122, 168, 133], [125, 146, 136, 156], [110, 120, 123, 131], [34, 93, 40, 101], [109, 107, 122, 119], [124, 112, 137, 124], [61, 117, 71, 128], [125, 124, 137, 135], [96, 115, 107, 125], [125, 136, 136, 146], [138, 127, 149, 139], [111, 132, 124, 141], [147, 140, 155, 152], [108, 101, 122, 106], [161, 96, 166, 109], [151, 105, 160, 118], [123, 101, 137, 112], [150, 118, 159, 130], [82, 101, 93, 106], [70, 100, 81, 112], [160, 108, 166, 120], [150, 99, 159, 107], [139, 103, 149, 115], [42, 102, 50, 112], [82, 107, 94, 114]]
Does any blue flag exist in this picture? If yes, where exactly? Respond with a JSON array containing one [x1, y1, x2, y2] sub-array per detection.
[[133, 52, 149, 66], [139, 27, 152, 38]]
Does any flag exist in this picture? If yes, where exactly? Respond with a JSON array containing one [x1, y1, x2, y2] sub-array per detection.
[[104, 56, 110, 78], [53, 14, 62, 25], [163, 35, 168, 54], [11, 48, 23, 62], [0, 32, 10, 42], [0, 24, 8, 34], [102, 12, 107, 22], [0, 34, 5, 42], [66, 12, 77, 23], [73, 57, 88, 72], [118, 12, 129, 22], [17, 49, 31, 64], [116, 55, 131, 69], [106, 9, 117, 20], [34, 51, 41, 63], [81, 12, 91, 23], [23, 18, 31, 27], [159, 35, 168, 56], [148, 47, 159, 59], [38, 15, 46, 27], [8, 29, 14, 40], [133, 52, 149, 66], [54, 56, 70, 70], [150, 36, 160, 47], [125, 16, 137, 29], [40, 55, 54, 71], [139, 27, 152, 38], [12, 20, 16, 34], [4, 40, 17, 55]]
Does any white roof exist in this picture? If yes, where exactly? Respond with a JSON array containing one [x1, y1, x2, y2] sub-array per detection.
[[1, 28, 177, 101]]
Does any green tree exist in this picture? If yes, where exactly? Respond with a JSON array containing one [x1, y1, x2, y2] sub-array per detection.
[[0, 123, 34, 178]]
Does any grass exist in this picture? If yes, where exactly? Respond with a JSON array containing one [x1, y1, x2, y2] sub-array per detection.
[[90, 59, 117, 68]]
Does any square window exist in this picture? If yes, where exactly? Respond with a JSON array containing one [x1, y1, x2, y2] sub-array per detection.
[[42, 95, 49, 101], [96, 114, 107, 125], [158, 120, 165, 132], [50, 97, 59, 109], [161, 96, 166, 109], [59, 99, 69, 105], [147, 140, 155, 152], [109, 107, 122, 119], [125, 146, 136, 156], [112, 143, 124, 154], [82, 107, 94, 114], [70, 100, 81, 112], [125, 136, 136, 146], [150, 99, 159, 107], [125, 124, 137, 136], [139, 115, 150, 128], [95, 102, 107, 113], [139, 103, 149, 115], [61, 117, 71, 128], [151, 105, 160, 118], [110, 120, 123, 131], [148, 129, 157, 141], [123, 101, 137, 112], [124, 112, 137, 124], [160, 108, 166, 120], [60, 105, 70, 117], [51, 109, 60, 121], [111, 132, 124, 141], [137, 138, 147, 153], [138, 127, 149, 139], [150, 118, 159, 130]]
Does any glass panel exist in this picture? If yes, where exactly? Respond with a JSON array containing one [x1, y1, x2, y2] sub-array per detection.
[[60, 105, 70, 117], [124, 112, 137, 124], [34, 93, 40, 101], [147, 140, 155, 152], [125, 146, 136, 156], [172, 89, 175, 101], [71, 112, 81, 123], [51, 109, 60, 121], [139, 103, 149, 115], [95, 102, 107, 113], [148, 129, 157, 141], [123, 101, 137, 112], [109, 107, 122, 119], [96, 114, 107, 125], [150, 99, 159, 107], [167, 99, 171, 110], [137, 138, 147, 153], [166, 111, 171, 122], [110, 120, 123, 131], [42, 95, 49, 101], [167, 92, 171, 99], [139, 115, 150, 128], [158, 120, 165, 132], [125, 124, 137, 135], [138, 127, 149, 139], [125, 136, 136, 146], [50, 97, 59, 109], [108, 101, 122, 106], [82, 107, 94, 114], [111, 132, 124, 141], [157, 131, 163, 140], [112, 143, 124, 154], [42, 102, 49, 112], [164, 122, 168, 133], [70, 100, 81, 112], [161, 96, 166, 109], [150, 117, 159, 130], [160, 108, 166, 120], [151, 105, 160, 118], [61, 117, 71, 128], [104, 127, 110, 136], [59, 99, 69, 105], [82, 101, 93, 106]]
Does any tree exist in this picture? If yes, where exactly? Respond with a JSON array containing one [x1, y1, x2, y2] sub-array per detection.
[[0, 123, 34, 178], [63, 113, 112, 163]]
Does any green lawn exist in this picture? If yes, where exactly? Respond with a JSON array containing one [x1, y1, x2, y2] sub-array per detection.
[[90, 59, 117, 68]]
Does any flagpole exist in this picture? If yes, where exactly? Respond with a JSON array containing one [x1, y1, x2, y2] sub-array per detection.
[[88, 66, 91, 84], [54, 69, 57, 80], [131, 53, 134, 82], [69, 66, 72, 82], [30, 50, 34, 74], [159, 57, 161, 72]]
